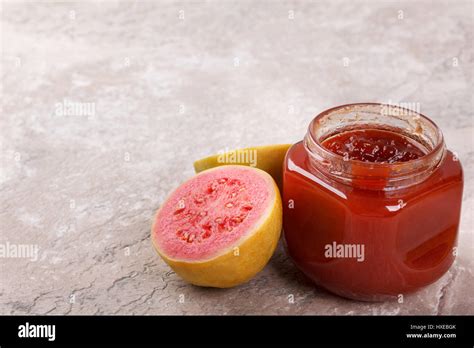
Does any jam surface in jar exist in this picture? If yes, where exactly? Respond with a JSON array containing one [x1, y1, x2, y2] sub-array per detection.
[[321, 129, 427, 163]]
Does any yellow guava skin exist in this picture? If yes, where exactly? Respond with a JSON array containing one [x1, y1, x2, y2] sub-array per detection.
[[193, 144, 291, 191]]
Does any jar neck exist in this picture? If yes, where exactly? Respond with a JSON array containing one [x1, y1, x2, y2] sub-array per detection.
[[303, 103, 446, 191]]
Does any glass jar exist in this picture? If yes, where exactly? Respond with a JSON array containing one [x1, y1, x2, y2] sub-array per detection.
[[283, 103, 463, 301]]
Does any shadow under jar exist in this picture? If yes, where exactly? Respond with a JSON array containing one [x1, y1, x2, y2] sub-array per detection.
[[283, 103, 463, 301]]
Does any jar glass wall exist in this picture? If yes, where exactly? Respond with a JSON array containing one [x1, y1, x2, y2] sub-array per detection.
[[282, 103, 463, 301]]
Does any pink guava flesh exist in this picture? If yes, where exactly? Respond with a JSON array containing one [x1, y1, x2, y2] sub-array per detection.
[[153, 167, 273, 261]]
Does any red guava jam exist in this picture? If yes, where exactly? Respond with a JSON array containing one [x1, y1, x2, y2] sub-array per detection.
[[321, 129, 426, 163], [283, 121, 463, 301]]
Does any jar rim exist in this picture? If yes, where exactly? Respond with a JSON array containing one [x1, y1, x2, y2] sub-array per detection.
[[304, 103, 446, 189]]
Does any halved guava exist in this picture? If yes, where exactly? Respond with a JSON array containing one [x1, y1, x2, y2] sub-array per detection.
[[151, 165, 282, 288]]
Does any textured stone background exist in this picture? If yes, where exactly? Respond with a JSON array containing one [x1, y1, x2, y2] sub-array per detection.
[[0, 0, 473, 315]]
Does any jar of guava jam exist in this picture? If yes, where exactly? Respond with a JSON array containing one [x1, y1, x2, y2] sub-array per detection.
[[283, 103, 463, 301]]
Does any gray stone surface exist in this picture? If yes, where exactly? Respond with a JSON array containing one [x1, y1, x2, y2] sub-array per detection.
[[0, 0, 473, 315]]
